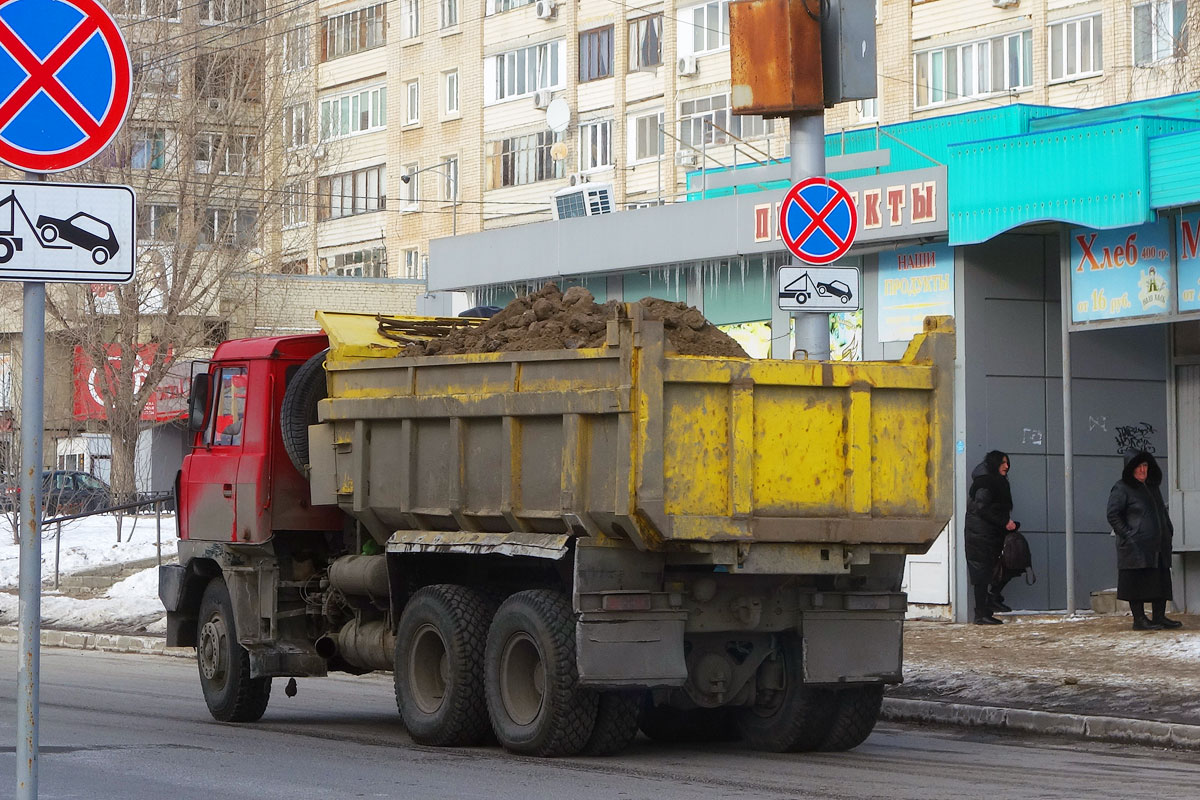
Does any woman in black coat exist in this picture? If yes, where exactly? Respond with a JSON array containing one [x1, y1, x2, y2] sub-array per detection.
[[1106, 450, 1181, 630], [965, 450, 1017, 625]]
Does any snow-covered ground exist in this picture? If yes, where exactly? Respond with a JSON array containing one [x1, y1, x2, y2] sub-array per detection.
[[0, 514, 173, 634]]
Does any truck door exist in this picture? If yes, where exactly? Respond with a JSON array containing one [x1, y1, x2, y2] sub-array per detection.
[[181, 366, 247, 541]]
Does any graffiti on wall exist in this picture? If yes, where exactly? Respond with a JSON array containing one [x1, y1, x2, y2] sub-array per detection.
[[1114, 422, 1156, 454]]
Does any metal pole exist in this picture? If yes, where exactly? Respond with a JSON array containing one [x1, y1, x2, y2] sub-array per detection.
[[657, 123, 663, 205], [789, 113, 831, 360], [54, 521, 61, 590], [1060, 231, 1076, 614], [17, 276, 45, 799], [156, 501, 162, 567]]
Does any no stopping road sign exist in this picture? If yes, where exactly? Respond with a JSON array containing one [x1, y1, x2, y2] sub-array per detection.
[[779, 176, 858, 265]]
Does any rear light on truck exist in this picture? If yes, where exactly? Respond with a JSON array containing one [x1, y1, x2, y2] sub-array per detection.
[[601, 593, 653, 612]]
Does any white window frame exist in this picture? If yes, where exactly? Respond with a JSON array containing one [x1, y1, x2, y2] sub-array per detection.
[[441, 157, 459, 203], [677, 1, 730, 58], [406, 80, 421, 125], [111, 0, 181, 20], [317, 165, 386, 221], [441, 0, 458, 28], [322, 4, 387, 61], [444, 70, 460, 116], [283, 182, 308, 228], [134, 50, 179, 96], [579, 119, 613, 172], [485, 0, 535, 14], [319, 84, 387, 140], [195, 132, 256, 175], [283, 26, 310, 72], [138, 203, 178, 241], [1049, 14, 1103, 82], [485, 40, 566, 104], [913, 30, 1034, 109], [131, 127, 167, 169], [201, 207, 257, 247], [629, 14, 663, 71], [857, 96, 879, 122], [678, 93, 770, 148], [1133, 0, 1187, 65], [403, 163, 420, 210], [401, 0, 420, 40], [401, 248, 423, 279], [284, 103, 309, 150], [628, 110, 664, 164], [323, 247, 388, 278]]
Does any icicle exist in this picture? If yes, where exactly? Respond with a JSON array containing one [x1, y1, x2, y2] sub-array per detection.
[[740, 257, 746, 291]]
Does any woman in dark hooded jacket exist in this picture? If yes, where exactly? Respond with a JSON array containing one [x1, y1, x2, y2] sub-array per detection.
[[1106, 450, 1181, 630], [964, 450, 1017, 624]]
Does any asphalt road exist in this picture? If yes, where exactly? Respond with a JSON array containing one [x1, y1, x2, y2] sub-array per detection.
[[2, 645, 1199, 800]]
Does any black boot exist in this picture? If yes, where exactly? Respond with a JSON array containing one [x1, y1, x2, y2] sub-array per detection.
[[1131, 602, 1163, 631], [1151, 600, 1183, 629], [988, 593, 1012, 613], [974, 615, 1002, 625]]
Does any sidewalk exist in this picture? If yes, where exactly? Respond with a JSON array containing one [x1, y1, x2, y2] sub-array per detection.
[[5, 611, 1200, 750], [884, 613, 1200, 749]]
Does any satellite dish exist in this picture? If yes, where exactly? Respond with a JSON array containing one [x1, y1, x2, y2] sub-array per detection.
[[546, 97, 570, 133]]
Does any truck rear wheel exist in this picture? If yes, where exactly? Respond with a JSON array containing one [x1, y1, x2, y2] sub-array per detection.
[[197, 577, 271, 722], [581, 691, 641, 756], [394, 584, 494, 747], [735, 634, 834, 752], [280, 349, 327, 475], [484, 589, 598, 757], [819, 685, 884, 751]]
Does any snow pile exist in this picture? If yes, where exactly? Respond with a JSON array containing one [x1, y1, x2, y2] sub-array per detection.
[[0, 514, 173, 634]]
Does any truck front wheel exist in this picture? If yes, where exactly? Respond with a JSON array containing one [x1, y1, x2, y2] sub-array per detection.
[[394, 584, 494, 746], [197, 577, 271, 722], [735, 634, 834, 752], [484, 590, 598, 756]]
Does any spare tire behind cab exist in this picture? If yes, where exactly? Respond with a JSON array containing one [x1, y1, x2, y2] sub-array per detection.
[[280, 349, 328, 476]]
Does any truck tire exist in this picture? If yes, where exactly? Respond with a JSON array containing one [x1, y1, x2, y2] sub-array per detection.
[[197, 577, 271, 722], [484, 589, 598, 757], [818, 685, 884, 751], [280, 349, 327, 475], [394, 584, 494, 747], [581, 691, 641, 756], [735, 634, 834, 752], [638, 700, 735, 743]]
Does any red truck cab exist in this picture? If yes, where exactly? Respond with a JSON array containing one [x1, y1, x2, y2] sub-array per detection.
[[180, 333, 341, 543]]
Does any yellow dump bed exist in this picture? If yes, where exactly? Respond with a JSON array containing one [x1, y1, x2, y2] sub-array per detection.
[[309, 307, 954, 554]]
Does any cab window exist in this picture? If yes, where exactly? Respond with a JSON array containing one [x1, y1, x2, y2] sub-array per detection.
[[206, 367, 248, 447]]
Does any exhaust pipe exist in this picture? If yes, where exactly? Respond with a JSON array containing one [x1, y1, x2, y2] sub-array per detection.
[[327, 555, 389, 599]]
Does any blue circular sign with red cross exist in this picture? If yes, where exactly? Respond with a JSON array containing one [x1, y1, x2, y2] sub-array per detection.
[[0, 0, 131, 173], [779, 176, 859, 265]]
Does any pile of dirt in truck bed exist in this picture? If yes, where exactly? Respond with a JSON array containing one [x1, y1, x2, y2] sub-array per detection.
[[402, 283, 749, 358]]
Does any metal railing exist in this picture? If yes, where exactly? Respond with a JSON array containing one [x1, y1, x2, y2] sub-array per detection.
[[45, 491, 175, 589]]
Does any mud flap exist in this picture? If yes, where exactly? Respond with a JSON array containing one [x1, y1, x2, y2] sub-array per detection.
[[575, 613, 688, 688], [801, 612, 903, 684]]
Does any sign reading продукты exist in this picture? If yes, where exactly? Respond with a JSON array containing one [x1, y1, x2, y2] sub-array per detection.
[[1070, 219, 1171, 324], [0, 0, 132, 173], [779, 176, 858, 265], [877, 242, 954, 342], [777, 266, 861, 312], [0, 179, 134, 282]]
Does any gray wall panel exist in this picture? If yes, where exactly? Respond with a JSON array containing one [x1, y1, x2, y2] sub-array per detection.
[[984, 376, 1048, 455], [984, 298, 1045, 376]]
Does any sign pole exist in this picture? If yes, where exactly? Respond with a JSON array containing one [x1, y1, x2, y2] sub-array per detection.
[[17, 172, 45, 800], [789, 113, 830, 360]]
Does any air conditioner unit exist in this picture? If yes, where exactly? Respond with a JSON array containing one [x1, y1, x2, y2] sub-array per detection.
[[675, 151, 699, 167], [991, 0, 1019, 7], [568, 171, 589, 186], [533, 89, 553, 109], [552, 182, 613, 220], [534, 0, 556, 19], [677, 55, 698, 77], [207, 98, 225, 111]]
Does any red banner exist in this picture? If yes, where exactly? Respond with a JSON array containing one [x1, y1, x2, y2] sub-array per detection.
[[72, 344, 189, 422]]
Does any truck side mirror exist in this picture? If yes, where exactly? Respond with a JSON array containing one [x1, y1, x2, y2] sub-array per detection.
[[188, 373, 211, 432]]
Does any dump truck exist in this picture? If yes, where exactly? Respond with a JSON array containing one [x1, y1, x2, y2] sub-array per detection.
[[160, 304, 954, 757]]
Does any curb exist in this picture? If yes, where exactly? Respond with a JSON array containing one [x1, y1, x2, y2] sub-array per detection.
[[882, 697, 1200, 751], [0, 626, 193, 659]]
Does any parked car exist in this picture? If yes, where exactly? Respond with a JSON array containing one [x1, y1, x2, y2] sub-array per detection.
[[2, 470, 113, 517]]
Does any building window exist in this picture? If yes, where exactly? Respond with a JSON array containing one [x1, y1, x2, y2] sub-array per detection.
[[629, 110, 664, 162], [441, 0, 458, 28], [441, 157, 459, 202], [914, 30, 1033, 108], [444, 70, 460, 115], [680, 1, 730, 57], [283, 26, 310, 72], [194, 133, 256, 175], [322, 247, 387, 278], [406, 80, 420, 125], [195, 49, 262, 102], [134, 51, 179, 95], [110, 0, 181, 19], [488, 40, 564, 102], [131, 128, 166, 169], [317, 165, 386, 220], [629, 14, 663, 70], [1049, 15, 1103, 81], [200, 207, 257, 248], [579, 26, 614, 82], [857, 96, 879, 122], [319, 85, 386, 139], [320, 4, 387, 61], [281, 258, 308, 275], [284, 182, 308, 227], [403, 163, 419, 209], [1133, 0, 1187, 65], [679, 93, 770, 147], [284, 103, 309, 149], [579, 120, 612, 171], [199, 0, 261, 24], [401, 0, 420, 39], [486, 0, 535, 13], [402, 248, 423, 279], [484, 131, 565, 189], [137, 204, 177, 241]]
